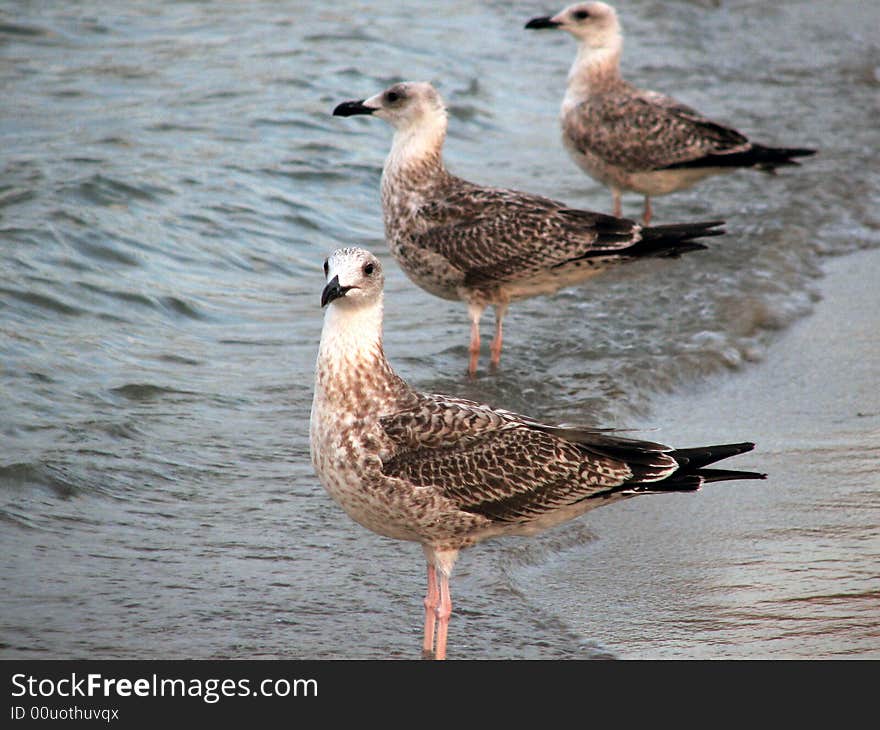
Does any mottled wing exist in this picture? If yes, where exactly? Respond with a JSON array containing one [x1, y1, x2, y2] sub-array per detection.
[[412, 181, 641, 287], [378, 394, 670, 523], [566, 86, 751, 172]]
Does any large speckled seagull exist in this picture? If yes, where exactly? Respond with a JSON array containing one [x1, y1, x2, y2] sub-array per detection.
[[309, 246, 766, 660], [526, 2, 816, 223], [333, 81, 727, 376]]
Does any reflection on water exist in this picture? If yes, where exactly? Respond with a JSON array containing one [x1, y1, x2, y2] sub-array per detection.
[[1, 0, 878, 658]]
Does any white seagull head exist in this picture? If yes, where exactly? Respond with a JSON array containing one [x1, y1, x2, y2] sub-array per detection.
[[333, 81, 447, 134], [526, 2, 620, 47], [320, 247, 384, 310]]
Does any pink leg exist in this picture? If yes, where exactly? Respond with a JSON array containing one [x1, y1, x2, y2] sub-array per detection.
[[612, 189, 622, 218], [433, 571, 453, 661], [467, 303, 484, 377], [489, 303, 508, 371], [643, 195, 652, 225], [468, 320, 480, 376], [422, 563, 438, 659]]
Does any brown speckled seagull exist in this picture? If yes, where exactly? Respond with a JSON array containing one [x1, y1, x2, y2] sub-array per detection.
[[309, 247, 766, 660], [526, 2, 816, 223], [333, 81, 727, 376]]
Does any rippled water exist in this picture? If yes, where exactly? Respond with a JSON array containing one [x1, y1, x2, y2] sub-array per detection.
[[2, 0, 878, 659]]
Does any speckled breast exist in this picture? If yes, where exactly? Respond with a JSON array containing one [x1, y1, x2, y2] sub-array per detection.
[[310, 410, 422, 543]]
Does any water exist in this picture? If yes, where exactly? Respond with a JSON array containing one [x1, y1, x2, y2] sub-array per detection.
[[1, 0, 878, 659]]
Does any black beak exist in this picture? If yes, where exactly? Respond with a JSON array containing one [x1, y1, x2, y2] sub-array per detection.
[[321, 275, 351, 308], [525, 16, 561, 29], [332, 99, 375, 117]]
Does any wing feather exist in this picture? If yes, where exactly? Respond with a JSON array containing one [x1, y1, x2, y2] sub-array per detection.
[[379, 395, 678, 524], [410, 181, 641, 286], [566, 86, 751, 172]]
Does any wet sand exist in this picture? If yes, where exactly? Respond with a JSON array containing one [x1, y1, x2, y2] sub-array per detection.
[[515, 247, 880, 658], [647, 245, 880, 504]]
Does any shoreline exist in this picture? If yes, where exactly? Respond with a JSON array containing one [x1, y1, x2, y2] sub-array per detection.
[[516, 245, 880, 658], [645, 245, 880, 467]]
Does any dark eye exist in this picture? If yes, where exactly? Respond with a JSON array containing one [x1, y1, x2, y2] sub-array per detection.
[[363, 262, 375, 276], [573, 9, 590, 19], [323, 259, 329, 276], [386, 91, 400, 103]]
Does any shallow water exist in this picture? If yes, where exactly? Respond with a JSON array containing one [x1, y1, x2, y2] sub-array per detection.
[[1, 0, 878, 659]]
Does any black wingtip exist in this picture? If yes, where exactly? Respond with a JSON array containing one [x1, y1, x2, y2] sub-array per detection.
[[778, 147, 817, 159], [664, 146, 817, 172], [654, 441, 766, 490], [698, 468, 768, 483], [641, 220, 727, 242], [611, 219, 725, 260], [671, 442, 758, 470]]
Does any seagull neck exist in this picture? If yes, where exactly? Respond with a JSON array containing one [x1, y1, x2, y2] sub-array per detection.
[[567, 39, 623, 98], [316, 299, 401, 410], [382, 120, 448, 187]]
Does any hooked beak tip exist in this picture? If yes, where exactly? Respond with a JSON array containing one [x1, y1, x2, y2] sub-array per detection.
[[321, 275, 347, 308]]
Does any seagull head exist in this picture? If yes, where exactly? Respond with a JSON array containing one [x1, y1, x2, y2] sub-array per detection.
[[321, 247, 384, 309], [333, 81, 447, 134], [526, 2, 619, 46]]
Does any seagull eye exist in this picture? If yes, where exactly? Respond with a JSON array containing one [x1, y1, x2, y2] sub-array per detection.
[[386, 91, 400, 103], [323, 259, 329, 276], [363, 263, 375, 276], [573, 9, 590, 19]]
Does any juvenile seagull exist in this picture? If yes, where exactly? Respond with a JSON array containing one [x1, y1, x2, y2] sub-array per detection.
[[526, 2, 816, 223], [333, 81, 726, 375], [310, 246, 766, 660]]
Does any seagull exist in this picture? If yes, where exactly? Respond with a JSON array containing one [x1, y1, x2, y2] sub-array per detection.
[[525, 2, 816, 223], [333, 81, 727, 376], [310, 246, 766, 660]]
